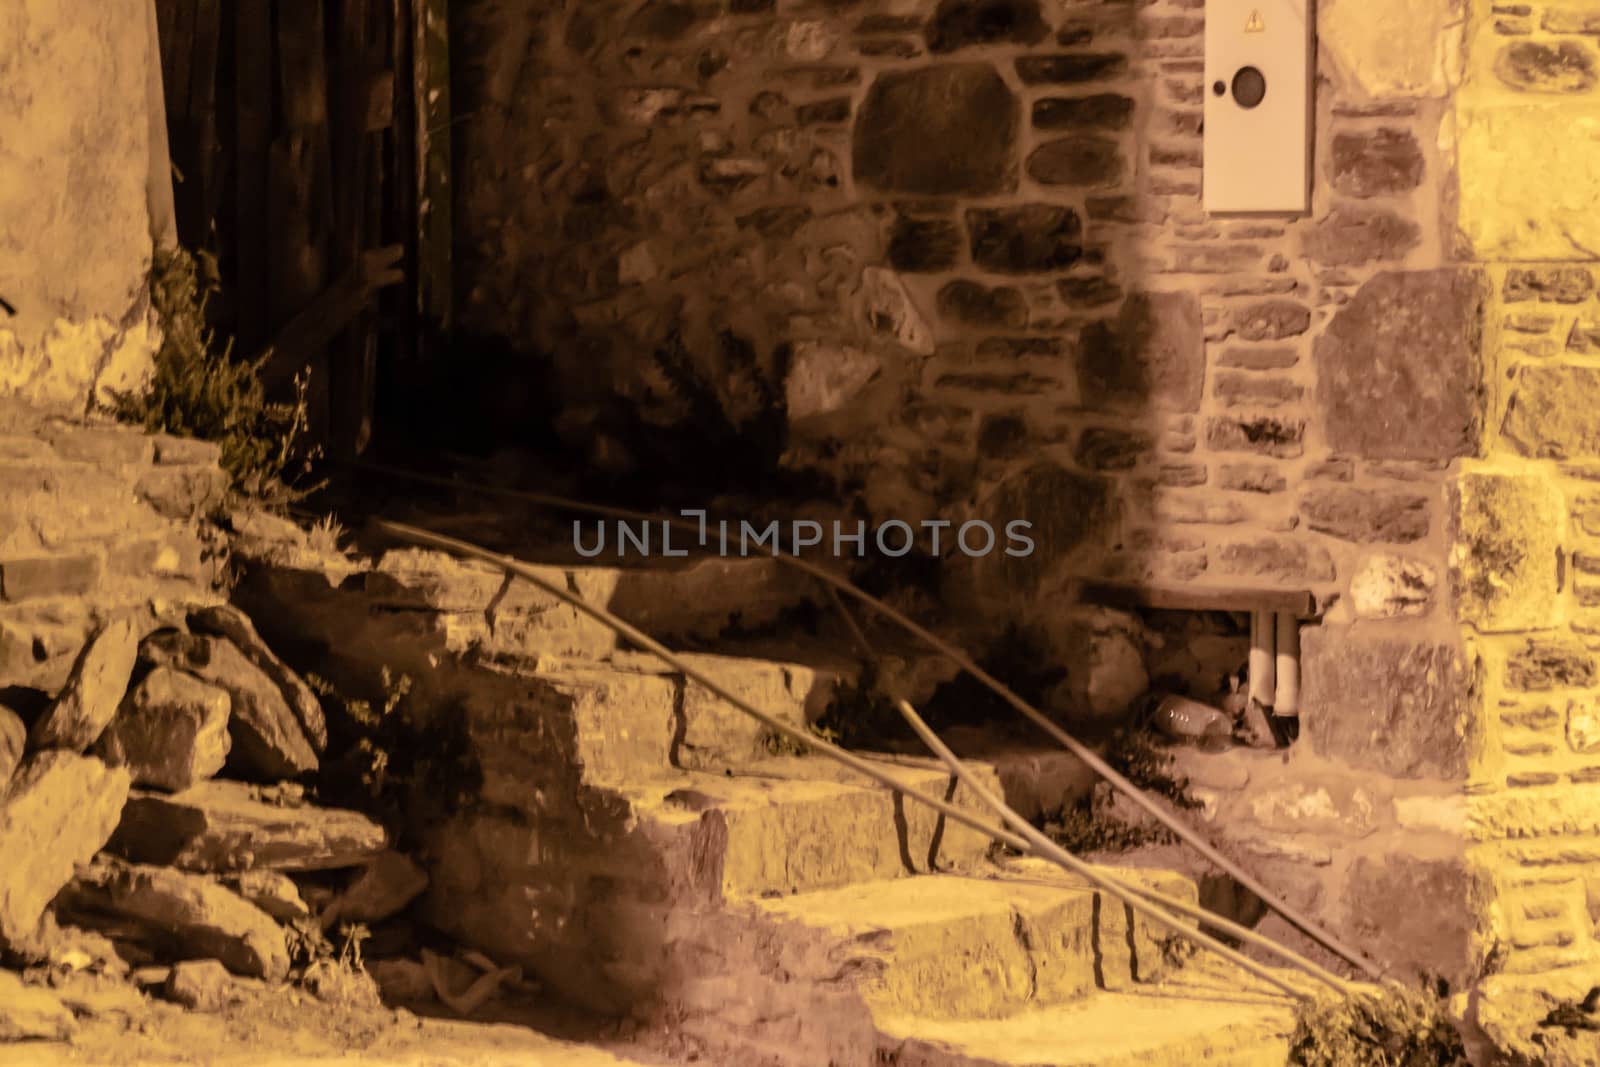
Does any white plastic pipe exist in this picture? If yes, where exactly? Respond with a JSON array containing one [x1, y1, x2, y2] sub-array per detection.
[[1274, 612, 1301, 715], [1249, 610, 1276, 709]]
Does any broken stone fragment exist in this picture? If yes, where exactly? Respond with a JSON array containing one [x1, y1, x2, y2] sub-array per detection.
[[324, 850, 430, 926], [55, 859, 290, 981], [164, 958, 247, 1011], [224, 869, 311, 923], [0, 702, 24, 786], [0, 751, 131, 948], [187, 604, 328, 752], [27, 615, 142, 752], [108, 779, 388, 873], [0, 970, 76, 1041], [141, 631, 318, 780], [95, 667, 232, 791]]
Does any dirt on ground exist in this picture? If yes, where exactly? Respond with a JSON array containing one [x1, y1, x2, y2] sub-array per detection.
[[0, 969, 677, 1067]]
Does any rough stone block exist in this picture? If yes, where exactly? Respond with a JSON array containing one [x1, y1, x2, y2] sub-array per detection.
[[44, 426, 153, 467], [966, 205, 1082, 273], [1076, 291, 1204, 413], [1302, 205, 1421, 267], [1503, 365, 1600, 460], [1349, 555, 1437, 619], [1032, 94, 1135, 131], [1216, 538, 1335, 583], [1205, 416, 1305, 458], [1505, 638, 1596, 692], [854, 65, 1019, 195], [1301, 628, 1472, 779], [134, 465, 227, 520], [1014, 54, 1128, 84], [1026, 136, 1124, 187], [887, 217, 964, 273], [1232, 300, 1311, 341], [1450, 470, 1562, 633], [1301, 487, 1431, 544], [1457, 101, 1600, 260], [1316, 269, 1484, 462], [1328, 128, 1425, 198], [1345, 854, 1487, 988], [0, 554, 100, 601], [936, 280, 1028, 328], [925, 0, 1048, 53], [95, 668, 232, 792], [1494, 40, 1597, 92], [0, 751, 131, 947], [28, 614, 141, 752]]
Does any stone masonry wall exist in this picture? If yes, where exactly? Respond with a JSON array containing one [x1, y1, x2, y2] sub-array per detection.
[[1452, 1, 1600, 1058], [0, 402, 228, 700], [0, 0, 167, 412], [453, 0, 1470, 627]]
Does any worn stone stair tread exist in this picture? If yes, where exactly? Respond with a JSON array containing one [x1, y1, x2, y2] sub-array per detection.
[[875, 986, 1296, 1067], [616, 756, 1000, 897], [749, 861, 1202, 1021]]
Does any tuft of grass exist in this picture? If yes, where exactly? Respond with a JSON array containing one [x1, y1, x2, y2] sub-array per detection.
[[114, 246, 319, 504], [1290, 985, 1469, 1067]]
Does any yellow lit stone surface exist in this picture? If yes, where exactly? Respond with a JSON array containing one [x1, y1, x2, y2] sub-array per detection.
[[1319, 0, 1465, 98], [1450, 467, 1563, 634], [1456, 102, 1600, 261]]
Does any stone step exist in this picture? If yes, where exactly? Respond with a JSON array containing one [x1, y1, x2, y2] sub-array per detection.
[[875, 986, 1295, 1067], [617, 756, 1000, 899], [232, 537, 821, 679], [752, 860, 1199, 1022]]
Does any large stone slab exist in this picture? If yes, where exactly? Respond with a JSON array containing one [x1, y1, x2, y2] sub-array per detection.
[[142, 632, 317, 780], [107, 779, 387, 872], [95, 667, 232, 791], [0, 970, 76, 1041], [1076, 290, 1205, 414], [1457, 101, 1600, 260], [853, 64, 1020, 196], [57, 859, 289, 981], [27, 615, 142, 752], [1318, 0, 1463, 98], [1301, 628, 1473, 779], [0, 751, 130, 946], [1315, 269, 1484, 462], [188, 604, 327, 752], [1450, 470, 1562, 633]]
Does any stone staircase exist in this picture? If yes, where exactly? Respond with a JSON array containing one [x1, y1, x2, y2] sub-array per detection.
[[232, 527, 1299, 1066]]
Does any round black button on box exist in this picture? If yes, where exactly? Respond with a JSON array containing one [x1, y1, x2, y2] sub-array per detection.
[[1231, 66, 1267, 108]]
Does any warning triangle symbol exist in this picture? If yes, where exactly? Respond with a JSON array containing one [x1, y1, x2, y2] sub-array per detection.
[[1244, 9, 1266, 32]]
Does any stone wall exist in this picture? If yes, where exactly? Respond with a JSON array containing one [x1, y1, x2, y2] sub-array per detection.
[[0, 0, 168, 412], [0, 402, 228, 700], [452, 0, 1469, 623], [1451, 1, 1600, 1056]]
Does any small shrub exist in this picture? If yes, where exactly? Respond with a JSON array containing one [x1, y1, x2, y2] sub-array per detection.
[[1290, 985, 1470, 1067], [114, 246, 318, 503]]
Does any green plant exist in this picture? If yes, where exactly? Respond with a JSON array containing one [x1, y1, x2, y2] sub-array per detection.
[[1290, 986, 1470, 1067], [811, 662, 909, 750], [285, 914, 335, 969], [1103, 728, 1201, 811], [337, 922, 371, 970], [114, 246, 319, 502], [1044, 801, 1177, 854]]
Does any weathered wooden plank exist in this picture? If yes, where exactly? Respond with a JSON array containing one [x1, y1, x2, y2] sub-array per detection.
[[262, 245, 404, 392], [1077, 581, 1316, 619], [234, 0, 273, 349], [415, 0, 451, 330], [365, 70, 395, 131]]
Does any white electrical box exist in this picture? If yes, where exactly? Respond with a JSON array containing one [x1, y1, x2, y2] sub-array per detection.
[[1203, 0, 1312, 215]]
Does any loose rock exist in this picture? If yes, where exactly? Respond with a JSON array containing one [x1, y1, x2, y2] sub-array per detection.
[[0, 751, 131, 947], [108, 779, 388, 873], [56, 859, 290, 981], [225, 869, 311, 923], [164, 958, 246, 1010], [27, 615, 141, 752], [95, 667, 232, 791], [0, 970, 76, 1041], [142, 631, 318, 780], [325, 850, 430, 926], [188, 604, 328, 752], [0, 702, 24, 786]]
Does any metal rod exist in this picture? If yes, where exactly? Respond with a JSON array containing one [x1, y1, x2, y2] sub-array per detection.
[[349, 463, 1384, 978], [895, 700, 1326, 1000]]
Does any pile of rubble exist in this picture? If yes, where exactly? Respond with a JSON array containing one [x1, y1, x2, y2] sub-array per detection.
[[0, 601, 513, 1043]]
